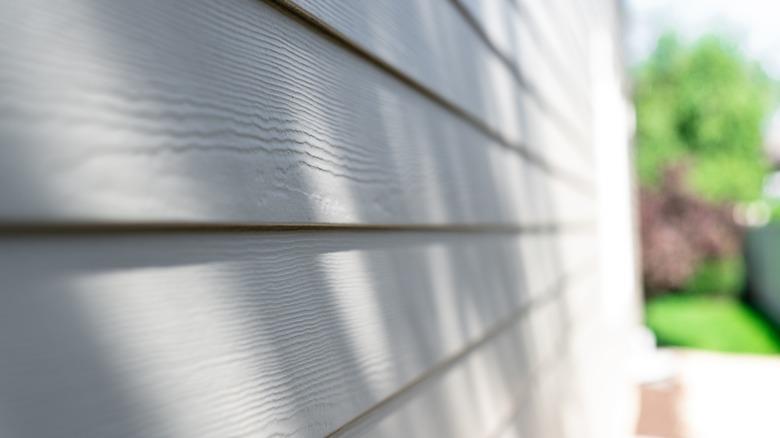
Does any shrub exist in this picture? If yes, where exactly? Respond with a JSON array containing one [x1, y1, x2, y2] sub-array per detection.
[[684, 257, 745, 296], [640, 164, 742, 296]]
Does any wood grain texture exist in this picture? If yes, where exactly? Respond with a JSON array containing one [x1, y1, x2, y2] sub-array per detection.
[[516, 0, 590, 97], [488, 273, 602, 438], [0, 231, 594, 438], [0, 0, 593, 225], [0, 0, 633, 437], [332, 272, 594, 438], [276, 0, 527, 148], [489, 355, 579, 438], [540, 0, 591, 63], [337, 313, 542, 438], [454, 0, 592, 144], [278, 0, 589, 155]]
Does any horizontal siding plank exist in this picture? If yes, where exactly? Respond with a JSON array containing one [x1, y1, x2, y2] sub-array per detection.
[[518, 0, 590, 97], [337, 309, 539, 438], [276, 0, 526, 147], [0, 0, 593, 225], [275, 0, 593, 170], [542, 0, 590, 63], [452, 0, 521, 66], [490, 274, 601, 438], [0, 231, 594, 438], [454, 0, 592, 146], [490, 356, 577, 438], [336, 271, 596, 437]]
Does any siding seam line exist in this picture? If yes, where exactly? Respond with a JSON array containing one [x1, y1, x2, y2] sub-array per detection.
[[0, 221, 597, 236], [481, 270, 596, 438], [326, 260, 597, 437], [446, 0, 592, 154], [482, 333, 574, 438], [264, 0, 595, 195], [509, 0, 592, 105]]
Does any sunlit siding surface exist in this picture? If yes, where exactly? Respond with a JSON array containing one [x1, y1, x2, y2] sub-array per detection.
[[0, 0, 638, 436]]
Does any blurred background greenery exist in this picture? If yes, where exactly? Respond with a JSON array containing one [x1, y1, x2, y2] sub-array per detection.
[[635, 34, 773, 201], [635, 32, 780, 354]]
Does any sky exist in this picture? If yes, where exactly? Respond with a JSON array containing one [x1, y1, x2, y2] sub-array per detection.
[[626, 0, 780, 78]]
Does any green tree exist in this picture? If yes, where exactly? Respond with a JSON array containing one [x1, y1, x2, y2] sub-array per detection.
[[634, 34, 774, 201]]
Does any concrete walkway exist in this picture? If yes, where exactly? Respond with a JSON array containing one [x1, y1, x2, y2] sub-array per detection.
[[636, 349, 780, 438]]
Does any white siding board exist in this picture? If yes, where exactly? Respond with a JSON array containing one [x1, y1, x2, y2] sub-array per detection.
[[278, 0, 524, 148], [341, 274, 593, 438], [0, 231, 593, 438], [338, 310, 536, 438], [491, 279, 600, 438], [454, 0, 521, 62], [277, 0, 593, 167], [0, 0, 637, 435], [0, 0, 592, 225], [544, 0, 591, 62], [451, 0, 590, 145], [517, 0, 590, 92]]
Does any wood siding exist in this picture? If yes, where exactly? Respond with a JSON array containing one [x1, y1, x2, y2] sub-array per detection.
[[0, 0, 637, 437]]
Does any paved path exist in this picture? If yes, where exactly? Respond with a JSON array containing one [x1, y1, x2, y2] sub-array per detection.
[[636, 349, 780, 437]]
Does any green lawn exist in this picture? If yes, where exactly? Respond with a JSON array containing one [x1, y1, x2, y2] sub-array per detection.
[[646, 294, 780, 355]]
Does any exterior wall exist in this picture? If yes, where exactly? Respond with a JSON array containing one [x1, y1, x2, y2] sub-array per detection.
[[0, 0, 638, 437]]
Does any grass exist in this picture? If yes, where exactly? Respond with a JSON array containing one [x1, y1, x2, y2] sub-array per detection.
[[646, 294, 780, 355], [683, 257, 745, 297]]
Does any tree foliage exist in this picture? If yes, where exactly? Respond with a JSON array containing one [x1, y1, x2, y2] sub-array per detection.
[[634, 34, 774, 201], [639, 164, 742, 294]]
